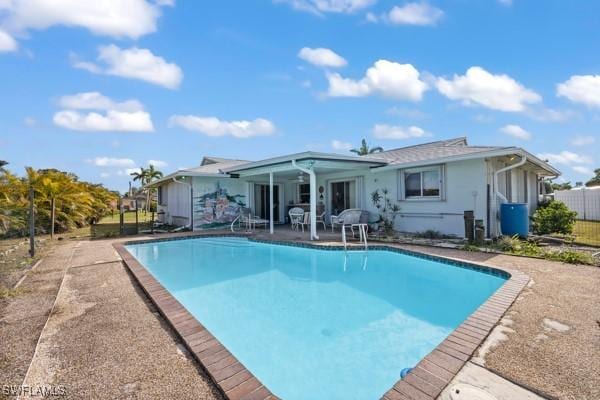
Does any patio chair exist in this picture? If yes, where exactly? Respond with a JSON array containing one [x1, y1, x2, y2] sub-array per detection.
[[298, 211, 310, 232], [288, 207, 305, 231], [331, 209, 367, 237], [316, 211, 327, 230], [238, 207, 269, 231]]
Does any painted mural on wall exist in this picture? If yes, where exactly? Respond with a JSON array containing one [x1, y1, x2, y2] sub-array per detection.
[[193, 181, 246, 229]]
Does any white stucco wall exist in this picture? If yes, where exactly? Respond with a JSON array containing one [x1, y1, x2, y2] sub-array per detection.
[[307, 159, 488, 237], [158, 156, 544, 237]]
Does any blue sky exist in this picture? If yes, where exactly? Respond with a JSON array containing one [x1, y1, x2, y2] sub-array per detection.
[[1, 0, 599, 192]]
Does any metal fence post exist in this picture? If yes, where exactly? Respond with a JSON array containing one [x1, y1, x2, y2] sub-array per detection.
[[28, 186, 35, 257]]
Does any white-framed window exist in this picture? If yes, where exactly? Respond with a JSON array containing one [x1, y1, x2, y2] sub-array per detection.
[[399, 165, 444, 200], [297, 183, 310, 203], [158, 185, 167, 206]]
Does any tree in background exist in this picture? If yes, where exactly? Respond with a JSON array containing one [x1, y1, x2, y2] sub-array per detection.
[[585, 168, 600, 187], [0, 166, 117, 237], [551, 181, 572, 191], [130, 165, 163, 213], [350, 139, 383, 156]]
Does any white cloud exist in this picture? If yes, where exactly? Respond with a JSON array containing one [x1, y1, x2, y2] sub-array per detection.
[[327, 59, 428, 101], [148, 159, 168, 167], [54, 110, 153, 132], [88, 157, 135, 167], [53, 92, 153, 132], [169, 115, 276, 138], [526, 107, 578, 122], [571, 135, 595, 146], [498, 0, 512, 6], [572, 166, 593, 175], [275, 0, 375, 15], [557, 75, 600, 108], [386, 106, 428, 119], [23, 117, 36, 126], [2, 0, 166, 41], [365, 12, 378, 23], [298, 47, 347, 68], [537, 151, 593, 166], [100, 172, 111, 178], [436, 66, 541, 112], [58, 91, 143, 112], [73, 45, 183, 89], [331, 139, 353, 151], [500, 124, 531, 140], [372, 124, 431, 139], [386, 2, 443, 26], [0, 28, 17, 52]]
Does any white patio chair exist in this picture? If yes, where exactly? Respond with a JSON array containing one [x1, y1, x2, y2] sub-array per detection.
[[298, 212, 310, 232], [330, 209, 362, 233], [316, 211, 327, 230], [288, 207, 305, 231]]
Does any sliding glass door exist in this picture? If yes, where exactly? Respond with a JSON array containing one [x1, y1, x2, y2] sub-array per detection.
[[254, 184, 280, 222], [330, 180, 356, 215]]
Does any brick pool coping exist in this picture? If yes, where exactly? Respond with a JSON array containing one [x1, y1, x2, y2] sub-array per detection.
[[114, 233, 529, 400]]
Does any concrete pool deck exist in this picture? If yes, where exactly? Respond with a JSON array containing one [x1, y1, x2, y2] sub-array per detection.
[[1, 231, 598, 399]]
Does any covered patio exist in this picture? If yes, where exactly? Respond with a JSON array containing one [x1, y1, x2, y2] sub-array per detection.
[[223, 152, 386, 240]]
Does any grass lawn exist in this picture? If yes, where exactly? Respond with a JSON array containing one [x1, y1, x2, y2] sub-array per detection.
[[98, 210, 154, 224], [573, 220, 600, 247]]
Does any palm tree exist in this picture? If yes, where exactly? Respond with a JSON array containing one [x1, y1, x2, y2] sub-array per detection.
[[145, 165, 163, 213], [130, 165, 163, 213], [350, 138, 383, 156], [130, 167, 148, 213], [0, 160, 8, 172], [130, 167, 148, 187]]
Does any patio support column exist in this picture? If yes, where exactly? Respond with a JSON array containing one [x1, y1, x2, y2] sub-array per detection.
[[309, 169, 318, 240], [269, 171, 274, 234], [292, 160, 319, 241]]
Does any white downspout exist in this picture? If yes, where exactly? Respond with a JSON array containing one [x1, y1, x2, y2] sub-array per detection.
[[269, 172, 274, 234], [172, 177, 193, 230], [493, 153, 527, 235], [292, 160, 319, 240]]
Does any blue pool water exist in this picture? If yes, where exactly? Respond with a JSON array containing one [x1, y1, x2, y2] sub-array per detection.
[[126, 237, 506, 400]]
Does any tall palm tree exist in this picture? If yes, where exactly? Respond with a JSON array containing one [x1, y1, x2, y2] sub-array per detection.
[[130, 167, 148, 187], [130, 167, 148, 213], [350, 138, 383, 156], [145, 165, 163, 213], [146, 164, 163, 182]]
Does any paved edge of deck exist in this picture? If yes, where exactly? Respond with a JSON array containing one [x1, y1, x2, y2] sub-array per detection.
[[115, 232, 529, 400]]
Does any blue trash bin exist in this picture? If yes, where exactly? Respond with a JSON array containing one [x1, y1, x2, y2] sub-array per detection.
[[500, 203, 529, 237]]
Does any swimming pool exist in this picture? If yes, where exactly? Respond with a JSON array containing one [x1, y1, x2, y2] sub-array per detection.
[[125, 237, 507, 400]]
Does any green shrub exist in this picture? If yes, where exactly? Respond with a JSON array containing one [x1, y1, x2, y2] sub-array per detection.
[[496, 235, 543, 257], [544, 249, 595, 265], [532, 201, 577, 235]]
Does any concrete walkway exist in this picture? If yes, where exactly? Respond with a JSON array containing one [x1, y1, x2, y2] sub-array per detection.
[[13, 238, 222, 399]]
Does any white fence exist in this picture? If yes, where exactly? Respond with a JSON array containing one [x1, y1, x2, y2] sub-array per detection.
[[555, 187, 600, 221]]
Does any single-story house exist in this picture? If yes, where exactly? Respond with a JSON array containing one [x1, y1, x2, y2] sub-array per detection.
[[147, 137, 560, 239]]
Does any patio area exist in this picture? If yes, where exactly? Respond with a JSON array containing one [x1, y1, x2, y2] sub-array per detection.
[[1, 232, 598, 399]]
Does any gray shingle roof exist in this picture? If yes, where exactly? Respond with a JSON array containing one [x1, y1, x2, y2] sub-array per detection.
[[374, 137, 505, 165], [185, 157, 250, 174]]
